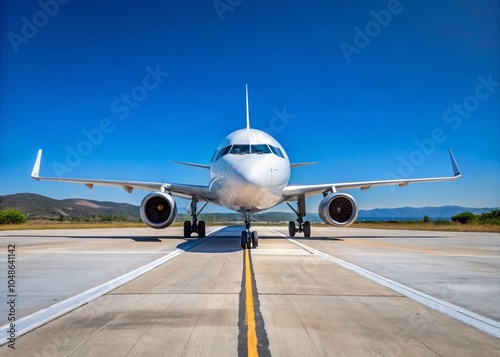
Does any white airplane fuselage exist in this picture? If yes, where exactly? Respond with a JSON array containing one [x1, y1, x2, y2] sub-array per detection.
[[30, 84, 461, 242], [209, 128, 290, 213]]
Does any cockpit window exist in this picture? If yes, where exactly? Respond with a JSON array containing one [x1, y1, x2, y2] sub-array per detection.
[[250, 144, 272, 154], [216, 145, 232, 161], [230, 144, 251, 154], [269, 145, 285, 158], [211, 149, 221, 162]]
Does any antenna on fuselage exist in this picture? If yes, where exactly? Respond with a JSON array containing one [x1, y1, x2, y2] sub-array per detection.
[[246, 84, 250, 131]]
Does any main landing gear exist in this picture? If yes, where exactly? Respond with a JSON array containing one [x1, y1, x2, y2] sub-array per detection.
[[241, 212, 258, 249], [184, 198, 208, 238], [286, 197, 311, 237]]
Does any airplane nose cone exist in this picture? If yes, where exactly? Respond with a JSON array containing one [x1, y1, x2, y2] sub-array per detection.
[[228, 164, 272, 207], [234, 166, 271, 188]]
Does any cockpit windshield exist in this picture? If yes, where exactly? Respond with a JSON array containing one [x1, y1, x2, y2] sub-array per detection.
[[213, 143, 284, 161], [229, 144, 274, 155]]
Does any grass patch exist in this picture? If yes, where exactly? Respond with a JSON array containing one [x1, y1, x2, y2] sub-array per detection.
[[350, 221, 500, 233], [1, 219, 498, 233]]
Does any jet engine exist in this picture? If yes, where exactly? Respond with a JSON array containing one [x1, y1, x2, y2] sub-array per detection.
[[318, 193, 358, 227], [140, 192, 177, 229]]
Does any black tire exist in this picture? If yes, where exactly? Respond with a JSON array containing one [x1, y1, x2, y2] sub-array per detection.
[[198, 221, 206, 238], [183, 221, 192, 238], [303, 221, 311, 238], [241, 231, 247, 249], [251, 231, 258, 248], [288, 221, 296, 237]]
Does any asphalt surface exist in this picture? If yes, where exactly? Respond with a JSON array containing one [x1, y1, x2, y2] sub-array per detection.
[[0, 226, 498, 356]]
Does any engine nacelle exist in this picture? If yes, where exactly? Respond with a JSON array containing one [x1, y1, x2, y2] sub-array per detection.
[[318, 193, 358, 227], [140, 192, 177, 229]]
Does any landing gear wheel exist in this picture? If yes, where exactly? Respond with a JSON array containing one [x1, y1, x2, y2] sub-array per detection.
[[251, 231, 258, 248], [198, 221, 206, 238], [241, 231, 247, 249], [183, 221, 192, 238], [303, 221, 311, 238], [288, 221, 296, 237]]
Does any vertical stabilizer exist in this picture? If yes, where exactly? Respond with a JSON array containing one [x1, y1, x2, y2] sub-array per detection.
[[246, 84, 250, 131]]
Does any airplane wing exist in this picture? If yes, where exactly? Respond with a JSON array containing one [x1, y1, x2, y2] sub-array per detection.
[[283, 148, 462, 201], [30, 150, 218, 202]]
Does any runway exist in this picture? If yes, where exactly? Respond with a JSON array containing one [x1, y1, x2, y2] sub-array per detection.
[[0, 226, 498, 356]]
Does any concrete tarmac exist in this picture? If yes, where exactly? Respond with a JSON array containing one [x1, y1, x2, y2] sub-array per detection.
[[0, 226, 498, 356]]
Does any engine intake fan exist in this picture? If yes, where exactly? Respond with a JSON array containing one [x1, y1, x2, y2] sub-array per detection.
[[318, 193, 358, 227], [140, 192, 177, 229]]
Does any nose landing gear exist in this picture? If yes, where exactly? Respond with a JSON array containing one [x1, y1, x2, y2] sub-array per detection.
[[241, 212, 258, 249]]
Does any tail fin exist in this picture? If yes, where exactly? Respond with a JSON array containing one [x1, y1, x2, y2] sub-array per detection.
[[246, 84, 250, 131]]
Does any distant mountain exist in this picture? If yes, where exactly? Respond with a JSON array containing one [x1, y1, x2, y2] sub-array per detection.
[[0, 193, 496, 222], [358, 206, 496, 219], [0, 193, 140, 220]]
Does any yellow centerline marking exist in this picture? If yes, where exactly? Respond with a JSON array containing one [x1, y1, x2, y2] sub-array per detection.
[[245, 248, 259, 357]]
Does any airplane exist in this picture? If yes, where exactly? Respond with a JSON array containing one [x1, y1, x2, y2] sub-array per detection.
[[31, 85, 462, 249]]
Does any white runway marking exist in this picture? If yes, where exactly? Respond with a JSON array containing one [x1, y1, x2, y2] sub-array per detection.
[[250, 249, 312, 255], [0, 227, 225, 346], [270, 229, 500, 339], [27, 251, 172, 254]]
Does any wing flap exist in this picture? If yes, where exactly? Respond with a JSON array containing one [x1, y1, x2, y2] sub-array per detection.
[[283, 148, 462, 200], [31, 150, 217, 202]]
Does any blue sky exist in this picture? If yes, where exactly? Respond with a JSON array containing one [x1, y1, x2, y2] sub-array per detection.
[[1, 0, 499, 212]]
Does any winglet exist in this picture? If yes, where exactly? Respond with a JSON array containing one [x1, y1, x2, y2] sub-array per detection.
[[31, 149, 42, 179], [245, 84, 250, 131], [448, 148, 461, 178]]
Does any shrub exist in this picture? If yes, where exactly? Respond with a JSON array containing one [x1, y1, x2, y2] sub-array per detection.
[[0, 209, 26, 224], [423, 215, 431, 222], [478, 210, 500, 225], [451, 212, 477, 224]]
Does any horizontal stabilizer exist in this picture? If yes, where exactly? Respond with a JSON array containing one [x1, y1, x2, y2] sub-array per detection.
[[290, 162, 318, 169], [171, 161, 210, 169]]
